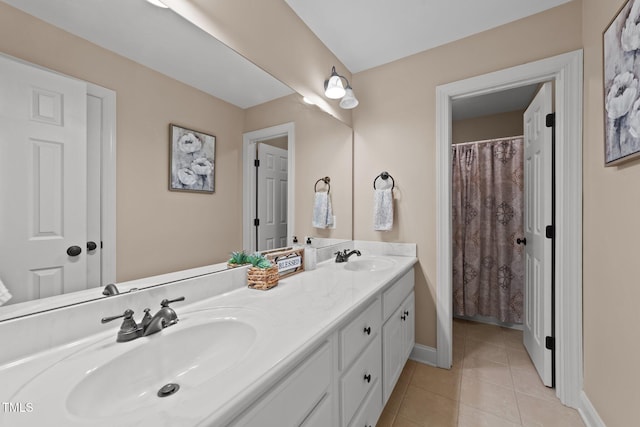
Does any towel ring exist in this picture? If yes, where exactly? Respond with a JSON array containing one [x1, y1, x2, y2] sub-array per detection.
[[373, 171, 395, 190], [314, 176, 331, 193]]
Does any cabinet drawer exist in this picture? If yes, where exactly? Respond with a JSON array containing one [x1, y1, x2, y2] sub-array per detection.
[[232, 341, 332, 427], [348, 379, 382, 427], [340, 335, 381, 426], [340, 298, 381, 370], [382, 269, 414, 322]]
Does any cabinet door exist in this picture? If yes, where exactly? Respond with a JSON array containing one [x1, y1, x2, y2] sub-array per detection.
[[402, 292, 415, 362], [382, 305, 404, 404], [382, 291, 415, 404]]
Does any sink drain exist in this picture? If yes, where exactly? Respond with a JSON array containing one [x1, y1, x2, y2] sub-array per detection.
[[157, 383, 180, 397]]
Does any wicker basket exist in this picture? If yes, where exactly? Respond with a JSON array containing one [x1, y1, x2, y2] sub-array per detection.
[[247, 266, 279, 290]]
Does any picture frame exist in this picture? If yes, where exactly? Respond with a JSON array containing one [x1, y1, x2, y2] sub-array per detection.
[[603, 0, 640, 166], [169, 124, 215, 192]]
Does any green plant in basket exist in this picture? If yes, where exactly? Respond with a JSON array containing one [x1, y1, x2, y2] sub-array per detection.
[[247, 253, 273, 269], [228, 250, 249, 266]]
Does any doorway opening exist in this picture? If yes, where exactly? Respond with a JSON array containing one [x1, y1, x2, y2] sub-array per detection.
[[435, 50, 583, 407], [450, 81, 556, 389], [242, 122, 295, 253]]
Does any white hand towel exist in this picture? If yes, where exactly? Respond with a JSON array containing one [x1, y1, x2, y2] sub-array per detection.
[[312, 191, 333, 228], [373, 188, 394, 231], [0, 277, 12, 306]]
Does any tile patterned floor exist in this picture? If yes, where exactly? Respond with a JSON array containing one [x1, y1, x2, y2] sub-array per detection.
[[377, 319, 585, 427]]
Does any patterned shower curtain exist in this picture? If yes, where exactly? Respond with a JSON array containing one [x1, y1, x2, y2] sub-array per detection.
[[452, 136, 524, 324]]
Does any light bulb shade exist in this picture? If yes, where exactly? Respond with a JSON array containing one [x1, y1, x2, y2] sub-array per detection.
[[324, 75, 345, 99], [339, 87, 359, 109], [146, 0, 169, 8]]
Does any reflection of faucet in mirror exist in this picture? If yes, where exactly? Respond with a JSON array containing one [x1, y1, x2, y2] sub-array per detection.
[[102, 284, 120, 296], [101, 297, 185, 342]]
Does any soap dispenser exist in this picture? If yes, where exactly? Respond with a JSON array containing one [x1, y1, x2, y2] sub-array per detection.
[[304, 237, 317, 271]]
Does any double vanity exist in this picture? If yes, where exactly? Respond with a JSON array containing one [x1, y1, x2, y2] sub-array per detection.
[[0, 241, 416, 426]]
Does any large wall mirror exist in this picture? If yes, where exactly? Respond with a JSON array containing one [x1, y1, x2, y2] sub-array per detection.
[[0, 0, 353, 321]]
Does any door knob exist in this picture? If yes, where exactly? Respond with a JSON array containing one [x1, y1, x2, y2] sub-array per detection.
[[67, 245, 82, 257], [516, 237, 527, 245], [87, 241, 97, 251]]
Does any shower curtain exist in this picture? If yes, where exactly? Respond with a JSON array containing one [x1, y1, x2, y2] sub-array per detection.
[[452, 136, 524, 324]]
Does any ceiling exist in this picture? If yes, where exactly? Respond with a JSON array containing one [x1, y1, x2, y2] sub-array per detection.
[[6, 0, 569, 115], [285, 0, 571, 74]]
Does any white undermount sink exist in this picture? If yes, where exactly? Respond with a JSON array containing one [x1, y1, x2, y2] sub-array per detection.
[[343, 256, 396, 272], [6, 307, 273, 426]]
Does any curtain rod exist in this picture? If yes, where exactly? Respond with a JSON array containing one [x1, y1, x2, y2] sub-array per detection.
[[452, 134, 524, 147]]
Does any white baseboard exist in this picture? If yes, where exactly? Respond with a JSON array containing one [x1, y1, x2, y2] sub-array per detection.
[[578, 391, 606, 427], [409, 343, 437, 367]]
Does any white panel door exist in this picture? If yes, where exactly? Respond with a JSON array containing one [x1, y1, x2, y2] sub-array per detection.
[[523, 81, 553, 387], [0, 55, 87, 304], [257, 143, 288, 251]]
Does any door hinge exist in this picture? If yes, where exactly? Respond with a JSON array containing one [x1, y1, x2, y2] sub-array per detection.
[[545, 113, 555, 128], [254, 218, 260, 227], [100, 241, 103, 249], [545, 225, 554, 239], [545, 336, 555, 350], [254, 159, 260, 167]]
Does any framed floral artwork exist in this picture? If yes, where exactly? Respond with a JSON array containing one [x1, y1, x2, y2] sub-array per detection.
[[169, 124, 215, 192], [604, 0, 640, 166]]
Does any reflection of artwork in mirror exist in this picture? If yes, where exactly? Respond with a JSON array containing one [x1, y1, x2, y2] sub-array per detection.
[[170, 124, 216, 192], [603, 0, 640, 166]]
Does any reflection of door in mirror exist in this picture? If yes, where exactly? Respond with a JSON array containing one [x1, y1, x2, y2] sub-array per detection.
[[0, 54, 115, 307], [243, 123, 295, 254], [256, 140, 288, 251]]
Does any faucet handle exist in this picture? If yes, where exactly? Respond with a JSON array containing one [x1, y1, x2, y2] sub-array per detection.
[[101, 308, 134, 324], [160, 296, 185, 307], [139, 308, 152, 329], [101, 309, 141, 342]]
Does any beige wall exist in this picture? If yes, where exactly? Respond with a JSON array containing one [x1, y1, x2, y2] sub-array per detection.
[[164, 0, 352, 125], [452, 110, 525, 144], [582, 0, 640, 425], [245, 95, 353, 241], [0, 2, 246, 281], [351, 1, 582, 350]]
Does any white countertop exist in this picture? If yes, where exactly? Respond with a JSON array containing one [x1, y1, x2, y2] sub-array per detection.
[[0, 253, 416, 427]]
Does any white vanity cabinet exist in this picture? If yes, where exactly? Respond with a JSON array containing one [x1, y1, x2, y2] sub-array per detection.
[[229, 267, 415, 427], [382, 269, 416, 403]]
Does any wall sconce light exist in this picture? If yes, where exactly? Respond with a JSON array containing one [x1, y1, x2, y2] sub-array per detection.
[[323, 66, 359, 109]]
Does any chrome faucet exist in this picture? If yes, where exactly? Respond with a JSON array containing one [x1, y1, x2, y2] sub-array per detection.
[[143, 297, 184, 336], [101, 296, 185, 342], [334, 249, 362, 263]]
